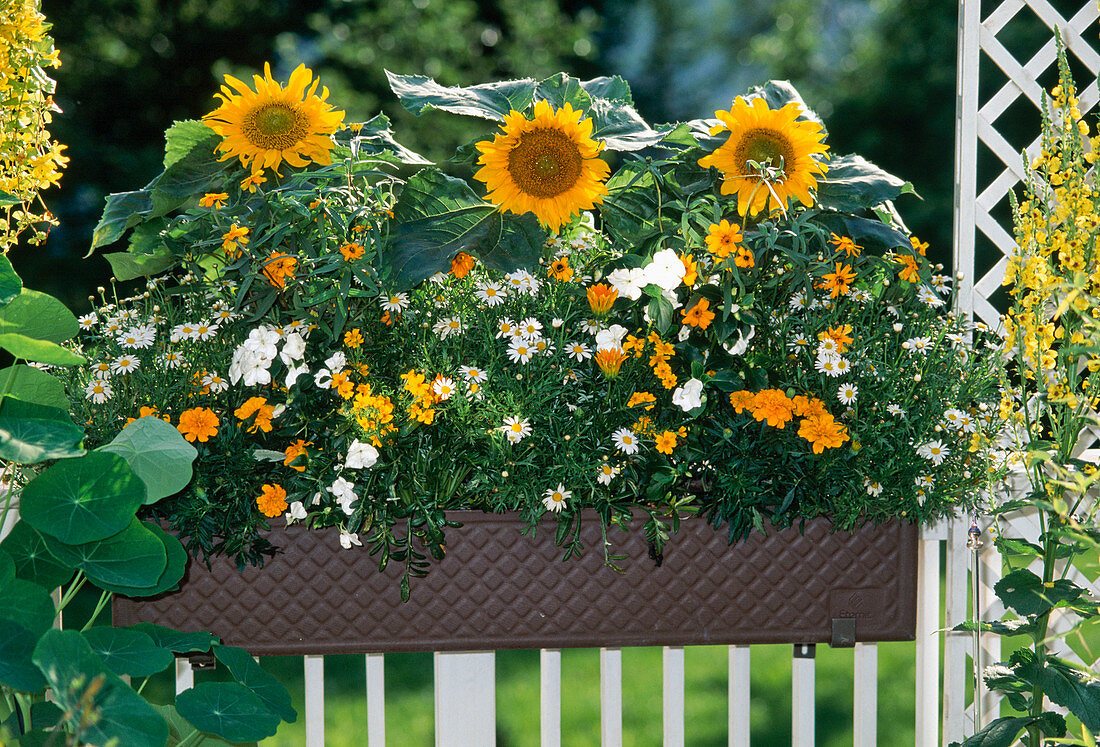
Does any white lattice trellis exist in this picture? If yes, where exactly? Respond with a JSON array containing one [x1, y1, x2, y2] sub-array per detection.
[[950, 1, 1100, 743]]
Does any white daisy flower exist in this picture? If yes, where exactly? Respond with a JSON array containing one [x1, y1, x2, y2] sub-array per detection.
[[433, 316, 463, 340], [787, 335, 811, 352], [612, 428, 639, 455], [85, 379, 113, 404], [832, 358, 852, 376], [916, 488, 929, 506], [89, 361, 113, 379], [864, 479, 883, 497], [542, 483, 571, 513], [379, 293, 410, 312], [495, 318, 518, 340], [117, 325, 155, 349], [930, 274, 953, 294], [170, 323, 197, 343], [886, 404, 904, 416], [904, 336, 932, 354], [507, 338, 535, 364], [213, 308, 239, 323], [578, 319, 601, 336], [534, 338, 555, 356], [433, 376, 457, 400], [201, 372, 229, 393], [816, 338, 839, 357], [518, 317, 543, 340], [789, 292, 809, 311], [501, 416, 531, 443], [192, 322, 219, 341], [551, 318, 564, 329], [565, 341, 593, 362], [917, 286, 944, 307], [815, 356, 839, 376], [428, 271, 449, 284], [111, 355, 140, 375], [78, 313, 98, 330], [837, 384, 858, 405], [914, 474, 935, 489], [956, 413, 976, 433], [459, 365, 488, 383], [475, 282, 507, 306], [943, 408, 963, 428], [918, 440, 950, 466], [596, 462, 620, 485]]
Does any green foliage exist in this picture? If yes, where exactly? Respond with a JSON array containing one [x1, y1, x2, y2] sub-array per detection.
[[0, 397, 84, 464], [99, 416, 197, 504]]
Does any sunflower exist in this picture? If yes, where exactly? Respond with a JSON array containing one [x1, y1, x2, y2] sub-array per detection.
[[698, 96, 828, 217], [474, 101, 610, 233], [203, 63, 345, 176]]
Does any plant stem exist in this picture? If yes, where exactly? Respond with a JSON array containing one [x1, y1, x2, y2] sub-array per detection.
[[1026, 507, 1057, 747], [80, 590, 112, 631]]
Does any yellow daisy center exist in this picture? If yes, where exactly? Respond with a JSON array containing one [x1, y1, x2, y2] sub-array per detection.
[[245, 103, 309, 151], [507, 129, 583, 198]]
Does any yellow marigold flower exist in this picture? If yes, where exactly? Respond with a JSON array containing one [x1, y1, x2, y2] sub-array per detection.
[[680, 253, 698, 286], [750, 389, 795, 429], [177, 407, 220, 443], [240, 173, 267, 192], [344, 328, 364, 348], [256, 483, 289, 518], [698, 96, 828, 216], [200, 192, 229, 209], [587, 283, 618, 315], [729, 390, 754, 413], [654, 430, 678, 455], [595, 347, 628, 378], [819, 262, 856, 298], [408, 402, 436, 425], [828, 233, 862, 257], [221, 224, 249, 257], [474, 100, 610, 233], [283, 439, 312, 472], [235, 396, 274, 434], [623, 334, 646, 357], [401, 370, 432, 400], [450, 252, 476, 278], [548, 256, 574, 281], [262, 252, 298, 289], [798, 412, 849, 454], [734, 246, 755, 268], [681, 298, 715, 329], [203, 62, 345, 176], [627, 391, 656, 410], [705, 219, 743, 259], [896, 254, 920, 284], [339, 242, 364, 261]]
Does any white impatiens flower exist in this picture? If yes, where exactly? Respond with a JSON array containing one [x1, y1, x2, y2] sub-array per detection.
[[327, 477, 358, 516], [722, 327, 755, 356], [565, 341, 593, 362], [85, 379, 113, 404], [863, 479, 883, 497], [285, 501, 307, 523], [596, 462, 620, 485], [432, 376, 457, 400], [606, 267, 647, 301], [595, 324, 628, 351], [642, 248, 687, 291], [918, 440, 950, 466], [111, 355, 140, 375], [379, 292, 410, 312], [433, 316, 463, 340], [837, 384, 858, 405], [542, 483, 571, 513], [507, 338, 535, 364], [285, 364, 310, 389], [280, 332, 307, 364], [345, 439, 380, 470], [339, 528, 362, 549], [324, 351, 347, 371], [459, 365, 488, 383], [475, 281, 507, 306], [612, 428, 639, 455], [501, 416, 531, 443], [672, 378, 704, 411]]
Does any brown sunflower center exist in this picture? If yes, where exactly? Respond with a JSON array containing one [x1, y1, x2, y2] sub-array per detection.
[[507, 128, 583, 198], [243, 102, 310, 151], [734, 128, 796, 179]]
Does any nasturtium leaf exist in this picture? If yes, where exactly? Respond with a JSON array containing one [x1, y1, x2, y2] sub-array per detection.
[[176, 681, 281, 742], [29, 701, 62, 730], [0, 547, 13, 590], [386, 71, 536, 121], [0, 333, 85, 366], [126, 623, 216, 654], [0, 522, 75, 590], [214, 644, 297, 723], [33, 629, 169, 747], [0, 254, 22, 308], [0, 396, 84, 464], [99, 416, 196, 504], [82, 627, 175, 678], [94, 522, 186, 597], [152, 703, 238, 747], [0, 288, 79, 342], [0, 578, 55, 636], [0, 364, 69, 409], [0, 620, 47, 691], [41, 518, 166, 590], [21, 451, 146, 544]]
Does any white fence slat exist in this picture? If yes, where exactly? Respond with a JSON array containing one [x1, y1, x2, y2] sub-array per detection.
[[600, 647, 622, 747], [915, 535, 940, 747], [728, 645, 750, 747], [662, 646, 685, 747], [852, 643, 877, 747], [365, 653, 385, 747], [943, 519, 970, 744], [174, 657, 193, 694], [304, 654, 325, 747], [434, 651, 495, 746], [791, 645, 815, 747], [540, 648, 561, 747]]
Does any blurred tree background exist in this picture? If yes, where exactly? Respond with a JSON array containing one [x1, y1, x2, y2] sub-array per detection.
[[33, 0, 1060, 311]]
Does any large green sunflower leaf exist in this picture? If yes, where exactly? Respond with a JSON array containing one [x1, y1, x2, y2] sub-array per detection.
[[386, 72, 536, 121], [537, 73, 671, 152], [817, 154, 915, 213], [90, 189, 154, 252], [163, 119, 216, 170], [745, 80, 826, 128], [104, 247, 177, 282], [0, 333, 85, 366], [333, 113, 432, 166], [0, 254, 22, 309]]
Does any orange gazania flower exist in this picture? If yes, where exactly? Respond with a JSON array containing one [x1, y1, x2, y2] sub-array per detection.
[[910, 236, 929, 256], [127, 405, 170, 425], [548, 256, 573, 281], [680, 254, 698, 286], [681, 298, 715, 329], [654, 430, 678, 455], [594, 347, 628, 378], [200, 192, 229, 209], [256, 483, 289, 518], [819, 262, 856, 298], [177, 407, 220, 443], [235, 396, 275, 434], [896, 254, 920, 284], [705, 219, 743, 259], [734, 246, 755, 268], [221, 224, 249, 257], [262, 252, 298, 289], [340, 242, 364, 261], [451, 252, 476, 278], [750, 389, 795, 429], [627, 391, 656, 410], [819, 324, 854, 354], [283, 439, 313, 472], [587, 283, 618, 315], [828, 233, 862, 257]]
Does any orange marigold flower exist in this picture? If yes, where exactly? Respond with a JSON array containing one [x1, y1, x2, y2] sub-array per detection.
[[734, 246, 755, 268], [262, 252, 298, 289], [235, 396, 275, 434], [177, 407, 220, 442], [381, 310, 395, 326], [221, 224, 249, 257], [910, 236, 929, 256], [632, 415, 656, 437], [127, 405, 170, 425], [548, 256, 574, 281], [283, 439, 313, 472], [450, 252, 476, 278], [828, 233, 862, 257], [331, 370, 355, 399], [256, 483, 288, 518], [201, 192, 229, 209], [819, 262, 856, 298], [408, 402, 437, 425], [896, 254, 920, 283], [729, 390, 755, 413], [344, 328, 364, 348], [750, 389, 795, 429], [587, 283, 618, 315], [240, 173, 266, 193], [819, 324, 854, 354], [705, 219, 743, 259], [401, 370, 432, 400], [627, 391, 656, 410], [791, 395, 828, 419], [654, 430, 678, 455], [798, 412, 850, 454], [340, 242, 365, 261], [680, 253, 698, 286], [622, 334, 646, 357], [681, 297, 715, 329], [595, 347, 628, 378]]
